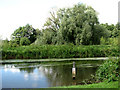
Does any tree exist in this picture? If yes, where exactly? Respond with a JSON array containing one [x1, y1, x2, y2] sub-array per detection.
[[11, 24, 37, 45], [43, 11, 60, 32], [91, 24, 110, 45], [101, 23, 120, 38], [56, 4, 106, 45], [36, 3, 109, 45], [20, 37, 30, 46]]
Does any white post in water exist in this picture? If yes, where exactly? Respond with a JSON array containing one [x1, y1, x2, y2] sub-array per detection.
[[72, 61, 76, 79]]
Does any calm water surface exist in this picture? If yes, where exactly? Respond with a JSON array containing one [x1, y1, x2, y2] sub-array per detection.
[[1, 61, 101, 88]]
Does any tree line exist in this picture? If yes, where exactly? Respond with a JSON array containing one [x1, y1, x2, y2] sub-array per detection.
[[2, 3, 120, 47]]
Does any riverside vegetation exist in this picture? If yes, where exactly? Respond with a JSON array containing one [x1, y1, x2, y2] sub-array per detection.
[[2, 45, 119, 59]]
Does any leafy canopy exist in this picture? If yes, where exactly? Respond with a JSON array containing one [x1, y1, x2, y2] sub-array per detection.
[[36, 3, 109, 45]]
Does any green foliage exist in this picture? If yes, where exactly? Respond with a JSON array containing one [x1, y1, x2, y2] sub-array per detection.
[[101, 23, 120, 38], [11, 24, 37, 45], [1, 39, 19, 48], [100, 37, 118, 45], [107, 38, 118, 46], [20, 37, 30, 46], [2, 45, 119, 59], [2, 39, 9, 48], [7, 3, 119, 46], [118, 32, 120, 46], [35, 3, 109, 45], [100, 37, 106, 45], [95, 58, 119, 82], [8, 40, 19, 47]]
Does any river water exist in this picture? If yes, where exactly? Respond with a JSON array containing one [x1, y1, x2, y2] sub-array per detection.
[[1, 61, 102, 88]]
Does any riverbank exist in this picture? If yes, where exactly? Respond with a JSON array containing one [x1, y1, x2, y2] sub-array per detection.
[[53, 81, 118, 88], [2, 45, 119, 59], [0, 57, 118, 64]]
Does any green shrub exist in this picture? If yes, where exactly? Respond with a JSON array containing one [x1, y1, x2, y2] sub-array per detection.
[[95, 57, 119, 82]]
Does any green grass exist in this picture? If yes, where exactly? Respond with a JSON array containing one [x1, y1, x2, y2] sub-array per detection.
[[53, 81, 118, 88], [11, 81, 118, 90]]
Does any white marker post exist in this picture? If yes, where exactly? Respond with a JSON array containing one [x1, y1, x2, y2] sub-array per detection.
[[72, 62, 76, 79]]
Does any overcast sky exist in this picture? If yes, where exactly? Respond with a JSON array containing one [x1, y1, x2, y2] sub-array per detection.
[[0, 0, 119, 40]]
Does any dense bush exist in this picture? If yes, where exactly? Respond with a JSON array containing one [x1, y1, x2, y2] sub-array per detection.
[[2, 45, 119, 59], [95, 57, 119, 82]]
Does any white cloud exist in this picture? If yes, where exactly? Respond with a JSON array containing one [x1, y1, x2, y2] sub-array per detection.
[[24, 73, 29, 80], [4, 66, 20, 73], [0, 0, 119, 40]]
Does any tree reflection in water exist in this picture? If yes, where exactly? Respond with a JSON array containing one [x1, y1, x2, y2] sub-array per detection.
[[19, 67, 35, 73], [37, 65, 97, 87], [3, 63, 98, 87]]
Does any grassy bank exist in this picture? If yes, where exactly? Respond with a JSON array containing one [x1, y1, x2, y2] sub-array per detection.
[[2, 45, 119, 59], [53, 81, 118, 88], [11, 81, 118, 90]]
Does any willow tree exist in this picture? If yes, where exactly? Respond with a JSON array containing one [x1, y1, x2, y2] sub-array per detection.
[[36, 3, 109, 45], [57, 4, 109, 45]]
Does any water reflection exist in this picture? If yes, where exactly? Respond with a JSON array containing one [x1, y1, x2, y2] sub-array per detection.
[[4, 64, 20, 73], [2, 63, 98, 88], [19, 67, 35, 73], [39, 65, 97, 86], [24, 73, 29, 80]]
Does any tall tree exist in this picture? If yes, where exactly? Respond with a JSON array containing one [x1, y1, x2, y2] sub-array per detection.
[[36, 3, 109, 45], [11, 24, 37, 45]]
